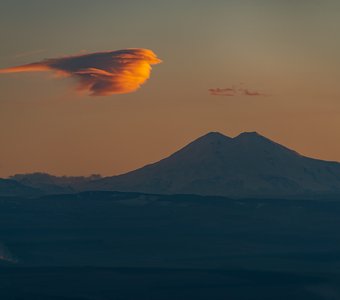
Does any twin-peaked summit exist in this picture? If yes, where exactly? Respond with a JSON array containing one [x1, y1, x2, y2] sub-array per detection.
[[86, 131, 340, 198], [8, 132, 340, 198]]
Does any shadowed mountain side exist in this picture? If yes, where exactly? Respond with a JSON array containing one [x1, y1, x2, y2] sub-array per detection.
[[84, 132, 340, 198], [1, 191, 340, 298], [0, 178, 41, 197], [10, 173, 102, 195], [2, 190, 340, 271]]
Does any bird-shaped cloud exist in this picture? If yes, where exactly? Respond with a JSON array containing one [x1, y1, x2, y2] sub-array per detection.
[[0, 48, 162, 96]]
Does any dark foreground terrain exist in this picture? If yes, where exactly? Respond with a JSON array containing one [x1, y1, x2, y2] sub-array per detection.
[[1, 267, 339, 300], [1, 191, 340, 299]]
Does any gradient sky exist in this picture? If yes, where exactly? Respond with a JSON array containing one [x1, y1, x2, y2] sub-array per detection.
[[1, 0, 340, 177]]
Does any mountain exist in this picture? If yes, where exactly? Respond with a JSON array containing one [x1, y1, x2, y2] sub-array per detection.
[[7, 131, 340, 198], [0, 178, 41, 197], [10, 173, 101, 194], [85, 131, 340, 198]]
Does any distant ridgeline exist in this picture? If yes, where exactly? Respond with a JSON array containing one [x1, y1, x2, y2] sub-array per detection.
[[3, 132, 340, 199]]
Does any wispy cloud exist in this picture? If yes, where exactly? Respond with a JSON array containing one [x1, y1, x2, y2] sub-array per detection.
[[209, 84, 269, 97], [208, 88, 236, 96], [0, 48, 162, 96]]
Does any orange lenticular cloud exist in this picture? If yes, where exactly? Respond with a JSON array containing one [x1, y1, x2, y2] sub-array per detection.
[[0, 48, 162, 96]]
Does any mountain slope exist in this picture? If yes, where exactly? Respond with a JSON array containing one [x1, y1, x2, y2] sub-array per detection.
[[0, 178, 41, 197], [10, 173, 101, 194], [87, 132, 340, 198]]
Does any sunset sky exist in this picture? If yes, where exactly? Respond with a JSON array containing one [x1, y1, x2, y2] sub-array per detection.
[[1, 0, 340, 177]]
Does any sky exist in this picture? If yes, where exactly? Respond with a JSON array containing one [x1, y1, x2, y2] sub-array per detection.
[[1, 0, 340, 177]]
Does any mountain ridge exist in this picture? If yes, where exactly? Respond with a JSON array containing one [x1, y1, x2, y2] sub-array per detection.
[[4, 131, 340, 199], [85, 131, 340, 198]]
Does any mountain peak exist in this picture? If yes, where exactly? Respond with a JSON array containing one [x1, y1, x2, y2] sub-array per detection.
[[84, 128, 340, 198], [186, 131, 232, 148], [234, 131, 265, 139], [201, 131, 231, 140], [7, 130, 340, 199], [187, 131, 231, 146]]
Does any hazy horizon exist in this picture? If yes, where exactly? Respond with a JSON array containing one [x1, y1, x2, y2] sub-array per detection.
[[4, 130, 340, 180]]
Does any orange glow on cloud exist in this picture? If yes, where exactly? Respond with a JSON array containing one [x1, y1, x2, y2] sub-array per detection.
[[0, 63, 50, 73], [0, 48, 162, 96]]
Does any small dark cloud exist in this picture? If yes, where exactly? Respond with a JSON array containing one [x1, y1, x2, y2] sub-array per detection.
[[242, 89, 267, 96], [208, 88, 236, 96], [0, 48, 162, 96], [209, 84, 269, 97]]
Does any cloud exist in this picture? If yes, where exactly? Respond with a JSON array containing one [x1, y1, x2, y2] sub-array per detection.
[[0, 48, 162, 96], [209, 84, 268, 97], [242, 89, 267, 96], [208, 88, 236, 96]]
